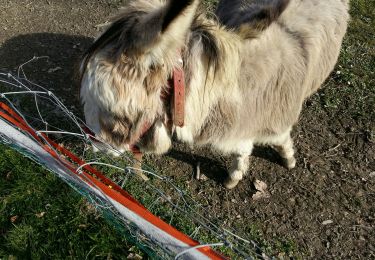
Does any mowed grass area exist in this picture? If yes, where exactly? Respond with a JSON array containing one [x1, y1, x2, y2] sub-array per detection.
[[1, 0, 374, 259], [0, 145, 138, 259]]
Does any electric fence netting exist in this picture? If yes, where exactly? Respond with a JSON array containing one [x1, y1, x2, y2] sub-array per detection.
[[0, 57, 268, 259]]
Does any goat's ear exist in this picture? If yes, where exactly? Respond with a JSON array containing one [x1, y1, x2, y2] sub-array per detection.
[[217, 0, 290, 39], [121, 0, 200, 58], [80, 0, 199, 77]]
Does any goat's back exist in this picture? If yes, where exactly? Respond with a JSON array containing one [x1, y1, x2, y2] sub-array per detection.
[[233, 0, 349, 140]]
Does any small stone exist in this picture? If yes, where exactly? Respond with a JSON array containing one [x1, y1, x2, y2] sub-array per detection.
[[199, 173, 208, 181], [36, 212, 46, 218], [10, 216, 18, 223], [48, 67, 62, 73], [322, 220, 333, 225], [369, 172, 375, 178], [252, 179, 270, 200], [127, 253, 142, 260]]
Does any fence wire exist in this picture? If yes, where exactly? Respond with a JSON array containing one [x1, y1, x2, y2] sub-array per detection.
[[0, 58, 268, 259]]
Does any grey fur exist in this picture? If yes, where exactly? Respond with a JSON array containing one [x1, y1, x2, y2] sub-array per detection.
[[81, 0, 350, 188]]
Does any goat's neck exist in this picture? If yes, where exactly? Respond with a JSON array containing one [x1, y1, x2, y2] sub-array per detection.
[[178, 22, 242, 139]]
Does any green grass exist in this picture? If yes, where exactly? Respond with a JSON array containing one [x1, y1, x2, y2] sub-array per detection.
[[0, 145, 139, 259], [318, 1, 374, 127], [1, 0, 374, 259]]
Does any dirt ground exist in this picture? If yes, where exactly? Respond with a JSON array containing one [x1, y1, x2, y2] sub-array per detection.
[[0, 0, 374, 259]]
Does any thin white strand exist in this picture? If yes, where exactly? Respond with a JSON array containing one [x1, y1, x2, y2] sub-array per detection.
[[5, 74, 33, 91], [1, 91, 47, 96], [76, 161, 125, 174], [123, 166, 164, 180], [33, 94, 47, 129], [36, 130, 86, 138], [17, 56, 49, 79], [0, 79, 22, 89], [222, 228, 252, 244], [174, 242, 224, 260], [189, 226, 201, 238]]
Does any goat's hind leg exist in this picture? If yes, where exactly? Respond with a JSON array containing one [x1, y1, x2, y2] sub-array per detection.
[[273, 132, 296, 169], [224, 143, 253, 189]]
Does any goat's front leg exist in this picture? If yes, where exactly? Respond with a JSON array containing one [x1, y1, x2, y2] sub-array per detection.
[[272, 131, 296, 169], [224, 145, 253, 189]]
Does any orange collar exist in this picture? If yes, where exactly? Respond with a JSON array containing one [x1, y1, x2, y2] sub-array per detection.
[[131, 61, 186, 155], [171, 64, 185, 128]]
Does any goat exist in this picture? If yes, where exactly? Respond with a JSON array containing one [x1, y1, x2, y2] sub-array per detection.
[[80, 0, 349, 188]]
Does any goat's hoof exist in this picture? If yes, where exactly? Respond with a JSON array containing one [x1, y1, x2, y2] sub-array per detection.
[[285, 157, 296, 169], [224, 177, 240, 189]]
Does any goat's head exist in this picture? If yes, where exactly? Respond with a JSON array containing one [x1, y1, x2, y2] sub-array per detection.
[[80, 0, 199, 154]]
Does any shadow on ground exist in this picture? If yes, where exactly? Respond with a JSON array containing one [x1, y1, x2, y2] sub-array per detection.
[[167, 145, 285, 184], [0, 33, 93, 113]]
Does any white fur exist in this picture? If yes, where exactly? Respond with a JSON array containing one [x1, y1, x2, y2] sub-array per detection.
[[152, 122, 172, 155], [81, 0, 349, 189]]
